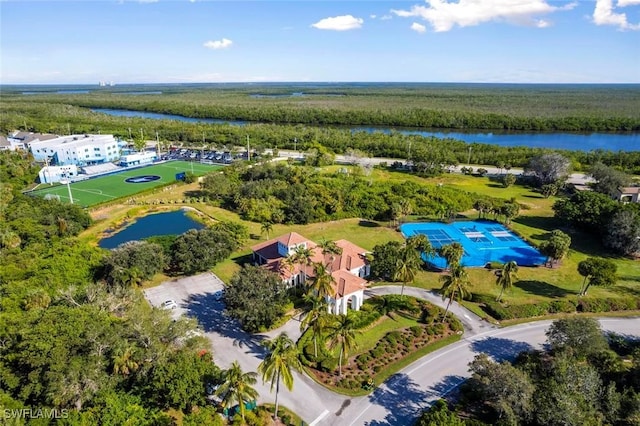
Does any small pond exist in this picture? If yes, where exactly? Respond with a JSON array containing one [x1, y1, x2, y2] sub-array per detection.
[[99, 209, 204, 249]]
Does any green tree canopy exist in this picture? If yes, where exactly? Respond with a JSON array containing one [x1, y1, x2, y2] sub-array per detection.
[[546, 317, 608, 359], [225, 265, 288, 333]]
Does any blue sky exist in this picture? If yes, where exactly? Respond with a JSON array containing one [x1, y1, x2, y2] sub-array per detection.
[[1, 0, 639, 84]]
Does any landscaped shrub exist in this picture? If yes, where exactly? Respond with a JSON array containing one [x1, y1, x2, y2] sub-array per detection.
[[410, 325, 423, 337], [449, 317, 464, 333], [474, 292, 638, 320], [349, 304, 382, 329], [370, 346, 385, 358], [577, 297, 639, 313], [549, 300, 578, 314], [319, 356, 338, 373], [385, 331, 402, 347]]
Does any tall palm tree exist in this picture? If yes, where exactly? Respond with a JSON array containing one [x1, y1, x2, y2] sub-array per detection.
[[439, 264, 471, 323], [310, 262, 336, 299], [258, 333, 303, 421], [300, 294, 329, 357], [260, 222, 273, 239], [438, 242, 464, 270], [318, 238, 343, 272], [327, 315, 358, 377], [215, 361, 259, 422], [495, 261, 518, 302], [393, 245, 421, 296]]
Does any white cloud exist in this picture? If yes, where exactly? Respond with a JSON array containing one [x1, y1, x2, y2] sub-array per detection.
[[203, 38, 233, 50], [391, 0, 575, 32], [311, 15, 363, 31], [618, 0, 640, 6], [380, 15, 393, 20], [593, 0, 640, 30], [370, 14, 377, 19], [411, 22, 427, 33]]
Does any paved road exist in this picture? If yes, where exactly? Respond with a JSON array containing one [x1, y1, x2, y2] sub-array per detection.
[[318, 317, 640, 426], [145, 276, 638, 426]]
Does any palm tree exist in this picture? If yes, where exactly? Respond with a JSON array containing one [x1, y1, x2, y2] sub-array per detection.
[[407, 234, 435, 260], [439, 264, 471, 323], [393, 245, 421, 296], [258, 333, 303, 421], [310, 262, 336, 299], [260, 222, 273, 239], [300, 294, 329, 357], [291, 245, 314, 280], [438, 242, 464, 270], [215, 361, 259, 423], [327, 315, 358, 377], [112, 346, 139, 376], [399, 199, 413, 223], [495, 261, 518, 302], [318, 238, 343, 272]]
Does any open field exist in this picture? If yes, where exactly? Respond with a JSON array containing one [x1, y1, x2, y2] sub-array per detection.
[[28, 161, 221, 207]]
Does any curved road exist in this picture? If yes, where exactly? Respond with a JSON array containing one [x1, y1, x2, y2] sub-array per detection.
[[207, 285, 639, 426]]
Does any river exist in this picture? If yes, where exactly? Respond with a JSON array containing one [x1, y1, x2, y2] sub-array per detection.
[[92, 108, 639, 152]]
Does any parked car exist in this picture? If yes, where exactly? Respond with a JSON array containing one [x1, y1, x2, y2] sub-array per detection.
[[161, 300, 178, 310]]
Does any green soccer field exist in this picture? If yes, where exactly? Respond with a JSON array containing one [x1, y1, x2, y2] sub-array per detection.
[[29, 161, 222, 207]]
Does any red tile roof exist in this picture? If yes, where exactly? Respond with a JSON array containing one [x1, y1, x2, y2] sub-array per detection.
[[331, 270, 367, 297], [251, 232, 369, 296]]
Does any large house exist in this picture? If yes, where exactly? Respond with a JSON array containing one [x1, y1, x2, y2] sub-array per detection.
[[251, 232, 370, 315]]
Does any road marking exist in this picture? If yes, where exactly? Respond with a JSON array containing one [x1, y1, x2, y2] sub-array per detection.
[[349, 403, 373, 426], [309, 409, 329, 426], [463, 314, 472, 320]]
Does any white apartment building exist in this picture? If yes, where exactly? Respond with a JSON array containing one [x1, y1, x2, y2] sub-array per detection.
[[38, 165, 79, 184], [29, 134, 121, 166]]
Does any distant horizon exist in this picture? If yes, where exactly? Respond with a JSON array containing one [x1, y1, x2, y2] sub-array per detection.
[[3, 81, 640, 87]]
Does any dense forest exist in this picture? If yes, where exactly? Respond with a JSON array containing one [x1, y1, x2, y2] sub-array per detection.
[[193, 161, 510, 225], [3, 84, 640, 130]]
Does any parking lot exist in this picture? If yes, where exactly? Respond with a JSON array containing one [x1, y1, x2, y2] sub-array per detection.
[[143, 272, 225, 322]]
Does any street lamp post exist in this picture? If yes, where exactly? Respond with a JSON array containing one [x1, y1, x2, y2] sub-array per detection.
[[467, 146, 472, 165]]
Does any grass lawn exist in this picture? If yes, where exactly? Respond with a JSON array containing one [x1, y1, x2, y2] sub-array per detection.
[[353, 313, 419, 354], [29, 161, 221, 207]]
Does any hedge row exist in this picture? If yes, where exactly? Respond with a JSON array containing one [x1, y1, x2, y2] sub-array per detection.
[[472, 294, 640, 321]]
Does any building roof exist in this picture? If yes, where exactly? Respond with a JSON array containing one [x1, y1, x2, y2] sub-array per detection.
[[250, 232, 315, 258], [0, 136, 9, 147], [619, 187, 640, 195], [331, 269, 367, 298], [251, 232, 370, 294]]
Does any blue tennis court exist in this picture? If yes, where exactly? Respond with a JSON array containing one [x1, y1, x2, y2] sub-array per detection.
[[400, 221, 546, 269]]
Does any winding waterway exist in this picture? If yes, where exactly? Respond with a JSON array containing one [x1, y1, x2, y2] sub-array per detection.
[[92, 108, 639, 152]]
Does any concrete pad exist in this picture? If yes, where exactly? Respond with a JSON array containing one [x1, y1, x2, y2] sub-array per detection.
[[143, 272, 225, 321]]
